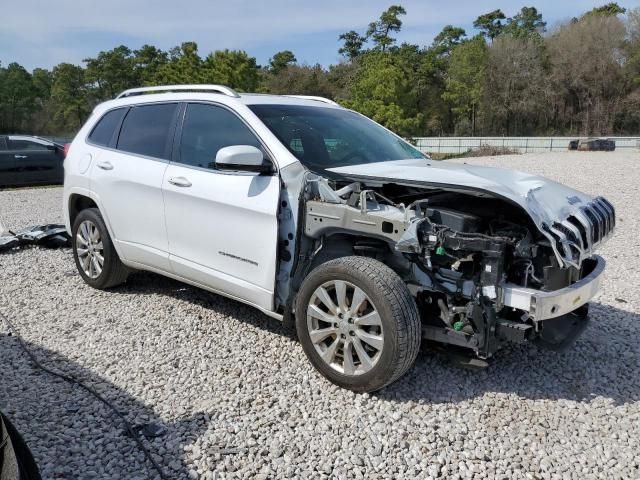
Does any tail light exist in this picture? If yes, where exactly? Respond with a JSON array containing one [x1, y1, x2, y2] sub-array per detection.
[[63, 143, 70, 158]]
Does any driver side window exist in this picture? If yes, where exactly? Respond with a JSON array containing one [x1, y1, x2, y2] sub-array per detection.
[[178, 103, 263, 170]]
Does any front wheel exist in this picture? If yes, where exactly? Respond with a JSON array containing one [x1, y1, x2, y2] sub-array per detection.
[[295, 256, 421, 392]]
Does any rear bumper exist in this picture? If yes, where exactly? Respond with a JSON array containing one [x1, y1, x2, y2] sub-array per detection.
[[500, 255, 605, 321]]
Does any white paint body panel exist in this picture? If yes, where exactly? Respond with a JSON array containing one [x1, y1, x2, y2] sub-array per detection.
[[89, 149, 171, 270], [162, 164, 280, 310]]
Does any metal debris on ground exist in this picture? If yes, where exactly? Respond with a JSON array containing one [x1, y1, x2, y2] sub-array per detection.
[[0, 221, 70, 253]]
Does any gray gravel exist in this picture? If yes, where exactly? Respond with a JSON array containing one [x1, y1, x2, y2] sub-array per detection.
[[1, 151, 639, 479]]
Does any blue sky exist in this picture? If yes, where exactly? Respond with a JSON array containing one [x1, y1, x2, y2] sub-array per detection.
[[2, 0, 637, 71]]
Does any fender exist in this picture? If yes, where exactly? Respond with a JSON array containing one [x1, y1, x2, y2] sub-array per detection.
[[64, 187, 127, 261]]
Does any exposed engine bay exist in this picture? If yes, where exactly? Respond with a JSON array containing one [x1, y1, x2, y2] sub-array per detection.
[[282, 172, 614, 358]]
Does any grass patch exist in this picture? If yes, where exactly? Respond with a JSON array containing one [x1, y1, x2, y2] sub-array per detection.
[[429, 144, 521, 160]]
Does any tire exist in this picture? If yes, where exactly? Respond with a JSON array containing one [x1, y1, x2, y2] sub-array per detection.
[[295, 256, 421, 392], [72, 208, 129, 289], [1, 413, 41, 480]]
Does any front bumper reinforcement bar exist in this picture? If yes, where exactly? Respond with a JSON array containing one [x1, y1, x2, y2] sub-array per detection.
[[500, 255, 605, 321]]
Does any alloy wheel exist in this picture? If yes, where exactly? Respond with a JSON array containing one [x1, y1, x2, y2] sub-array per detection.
[[306, 280, 384, 376], [76, 220, 104, 279]]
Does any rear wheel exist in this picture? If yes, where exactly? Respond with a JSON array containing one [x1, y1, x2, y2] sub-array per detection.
[[295, 256, 421, 392], [72, 208, 129, 289]]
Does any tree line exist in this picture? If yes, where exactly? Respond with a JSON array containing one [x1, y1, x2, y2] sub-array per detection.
[[1, 2, 639, 138]]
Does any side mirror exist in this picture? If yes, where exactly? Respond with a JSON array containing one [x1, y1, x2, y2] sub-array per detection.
[[215, 145, 272, 174]]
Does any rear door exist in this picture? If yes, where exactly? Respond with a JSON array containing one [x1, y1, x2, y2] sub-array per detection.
[[162, 102, 280, 310], [8, 136, 63, 185], [89, 103, 180, 271], [0, 136, 15, 187]]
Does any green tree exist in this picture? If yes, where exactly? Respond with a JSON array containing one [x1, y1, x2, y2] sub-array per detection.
[[483, 35, 550, 135], [49, 63, 90, 134], [327, 62, 359, 100], [338, 31, 366, 60], [474, 9, 506, 41], [202, 49, 259, 91], [442, 35, 488, 135], [343, 51, 423, 136], [619, 8, 640, 131], [503, 7, 546, 38], [432, 25, 467, 56], [30, 68, 54, 133], [625, 7, 640, 85], [133, 45, 168, 85], [547, 13, 628, 135], [583, 2, 626, 18], [153, 42, 204, 84], [269, 50, 297, 74], [0, 62, 35, 132], [366, 5, 407, 51], [84, 45, 138, 100], [262, 64, 334, 97]]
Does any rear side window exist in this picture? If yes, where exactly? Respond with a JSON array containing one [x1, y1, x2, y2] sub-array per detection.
[[117, 103, 178, 160], [0, 138, 7, 150], [88, 108, 126, 146], [178, 103, 262, 170]]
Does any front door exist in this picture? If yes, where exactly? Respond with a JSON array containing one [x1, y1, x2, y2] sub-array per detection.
[[162, 102, 280, 311]]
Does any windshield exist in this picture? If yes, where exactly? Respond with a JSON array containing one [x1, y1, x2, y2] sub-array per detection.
[[248, 104, 425, 170]]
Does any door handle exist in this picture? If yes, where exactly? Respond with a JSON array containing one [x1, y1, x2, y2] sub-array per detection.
[[96, 161, 113, 170], [14, 155, 27, 159], [168, 176, 192, 187]]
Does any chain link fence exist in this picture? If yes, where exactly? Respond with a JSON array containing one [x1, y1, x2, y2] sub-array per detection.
[[412, 137, 640, 155]]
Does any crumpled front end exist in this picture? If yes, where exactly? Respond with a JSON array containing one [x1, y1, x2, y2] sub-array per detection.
[[297, 168, 615, 358], [525, 186, 616, 269]]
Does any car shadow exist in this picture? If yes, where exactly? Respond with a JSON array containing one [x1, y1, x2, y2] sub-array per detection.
[[111, 270, 295, 340], [0, 332, 211, 480], [114, 271, 639, 407]]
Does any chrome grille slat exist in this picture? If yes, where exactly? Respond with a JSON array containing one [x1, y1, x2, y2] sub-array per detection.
[[565, 216, 587, 250], [593, 201, 610, 235], [589, 204, 605, 243], [596, 197, 614, 233], [573, 211, 593, 250], [600, 198, 616, 228], [549, 197, 615, 268], [583, 208, 599, 243]]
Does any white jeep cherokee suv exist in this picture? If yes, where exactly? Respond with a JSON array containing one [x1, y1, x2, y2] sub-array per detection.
[[64, 85, 614, 392]]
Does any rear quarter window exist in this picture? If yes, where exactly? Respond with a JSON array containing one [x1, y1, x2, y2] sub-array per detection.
[[88, 108, 127, 147], [116, 103, 178, 160]]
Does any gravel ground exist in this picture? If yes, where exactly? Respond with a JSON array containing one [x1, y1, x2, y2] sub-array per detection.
[[0, 151, 639, 480]]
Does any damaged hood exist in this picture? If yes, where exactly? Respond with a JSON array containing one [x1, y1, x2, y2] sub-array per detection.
[[327, 159, 593, 228]]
